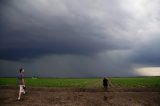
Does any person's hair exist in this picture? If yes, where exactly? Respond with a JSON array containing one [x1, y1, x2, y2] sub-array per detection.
[[19, 68, 23, 73]]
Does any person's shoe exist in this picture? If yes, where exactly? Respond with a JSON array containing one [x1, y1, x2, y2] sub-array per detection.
[[18, 97, 21, 101], [23, 92, 26, 95]]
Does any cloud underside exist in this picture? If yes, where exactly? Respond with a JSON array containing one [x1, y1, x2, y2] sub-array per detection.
[[1, 0, 160, 76]]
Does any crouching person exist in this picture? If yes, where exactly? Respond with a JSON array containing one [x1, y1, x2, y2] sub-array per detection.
[[17, 68, 26, 100]]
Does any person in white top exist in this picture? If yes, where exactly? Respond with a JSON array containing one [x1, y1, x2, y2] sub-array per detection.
[[17, 68, 26, 100]]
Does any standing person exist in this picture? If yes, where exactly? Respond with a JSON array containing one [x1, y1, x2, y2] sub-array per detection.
[[103, 77, 108, 89], [17, 68, 26, 100]]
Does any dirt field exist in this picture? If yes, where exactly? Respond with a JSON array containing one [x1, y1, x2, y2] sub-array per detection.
[[0, 87, 160, 106]]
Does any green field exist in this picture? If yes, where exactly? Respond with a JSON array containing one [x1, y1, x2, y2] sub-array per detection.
[[0, 77, 160, 88], [0, 78, 101, 88], [110, 77, 160, 88]]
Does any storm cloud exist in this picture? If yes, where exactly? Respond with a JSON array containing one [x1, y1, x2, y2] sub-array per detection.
[[0, 0, 132, 60], [0, 0, 160, 77]]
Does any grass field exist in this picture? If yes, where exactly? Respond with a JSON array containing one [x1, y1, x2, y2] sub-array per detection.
[[0, 77, 160, 88], [110, 77, 160, 88], [0, 78, 101, 88]]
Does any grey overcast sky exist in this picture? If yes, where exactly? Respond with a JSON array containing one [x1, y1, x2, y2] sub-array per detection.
[[0, 0, 160, 77]]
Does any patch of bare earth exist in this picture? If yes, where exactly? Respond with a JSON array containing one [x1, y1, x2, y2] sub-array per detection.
[[0, 87, 160, 106]]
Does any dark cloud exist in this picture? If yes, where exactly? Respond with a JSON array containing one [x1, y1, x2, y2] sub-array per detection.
[[0, 0, 131, 61], [131, 36, 160, 66], [1, 0, 160, 77]]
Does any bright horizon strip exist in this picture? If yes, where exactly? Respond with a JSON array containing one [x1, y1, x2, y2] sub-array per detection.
[[136, 67, 160, 76]]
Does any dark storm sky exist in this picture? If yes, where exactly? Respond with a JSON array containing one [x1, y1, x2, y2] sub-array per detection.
[[0, 0, 160, 77]]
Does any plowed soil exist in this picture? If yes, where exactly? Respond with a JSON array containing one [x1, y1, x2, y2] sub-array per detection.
[[0, 87, 160, 106]]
